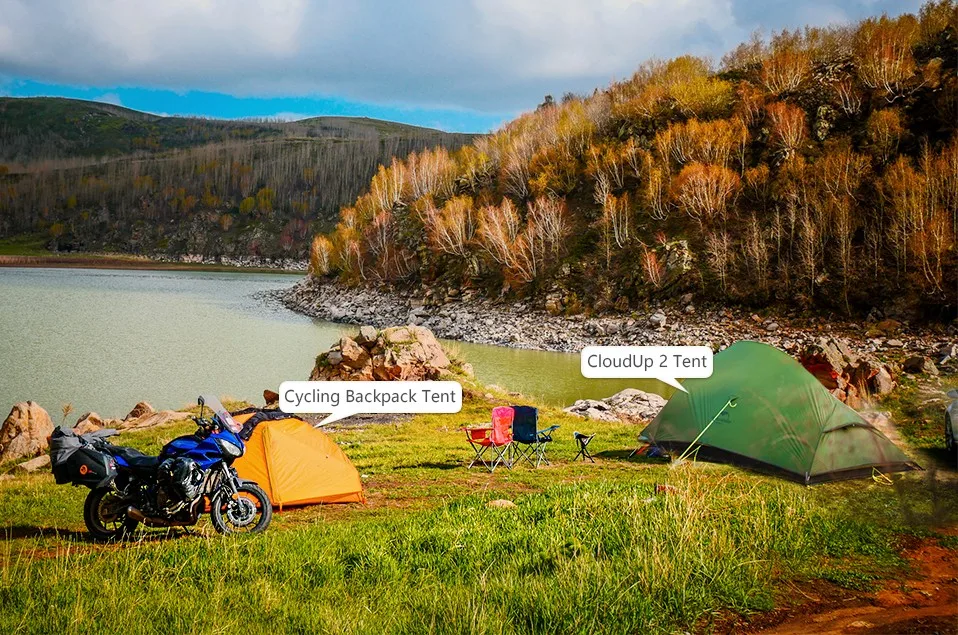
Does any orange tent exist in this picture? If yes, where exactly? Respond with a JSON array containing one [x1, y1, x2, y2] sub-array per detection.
[[231, 412, 365, 508]]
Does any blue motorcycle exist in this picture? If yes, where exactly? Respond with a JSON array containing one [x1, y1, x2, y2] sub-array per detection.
[[51, 395, 272, 541]]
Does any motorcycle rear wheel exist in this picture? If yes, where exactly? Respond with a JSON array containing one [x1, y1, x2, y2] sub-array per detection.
[[83, 487, 139, 542], [210, 483, 272, 535]]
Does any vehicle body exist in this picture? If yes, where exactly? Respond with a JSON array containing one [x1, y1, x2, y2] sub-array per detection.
[[946, 389, 958, 465], [51, 395, 271, 541]]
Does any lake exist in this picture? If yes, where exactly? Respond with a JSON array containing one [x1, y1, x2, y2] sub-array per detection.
[[0, 267, 666, 419]]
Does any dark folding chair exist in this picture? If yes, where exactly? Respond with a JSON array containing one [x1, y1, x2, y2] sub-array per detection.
[[510, 406, 559, 467], [573, 431, 596, 463]]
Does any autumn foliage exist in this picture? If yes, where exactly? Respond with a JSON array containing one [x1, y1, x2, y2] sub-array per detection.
[[310, 1, 957, 316]]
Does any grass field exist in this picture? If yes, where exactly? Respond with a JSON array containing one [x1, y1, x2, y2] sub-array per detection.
[[0, 382, 955, 634]]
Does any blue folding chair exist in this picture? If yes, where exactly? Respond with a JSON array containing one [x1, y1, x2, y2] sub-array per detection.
[[510, 406, 559, 467]]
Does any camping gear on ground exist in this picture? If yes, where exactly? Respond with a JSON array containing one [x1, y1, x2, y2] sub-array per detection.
[[640, 341, 921, 484], [510, 406, 559, 467], [630, 442, 671, 460], [573, 432, 596, 462], [51, 395, 272, 542], [465, 406, 514, 472], [231, 409, 365, 509]]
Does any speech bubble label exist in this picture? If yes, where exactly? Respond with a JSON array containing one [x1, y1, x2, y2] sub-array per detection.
[[580, 346, 714, 394], [279, 380, 463, 426]]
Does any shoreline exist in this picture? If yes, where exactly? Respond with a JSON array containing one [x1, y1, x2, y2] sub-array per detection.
[[0, 254, 306, 275], [274, 277, 955, 361]]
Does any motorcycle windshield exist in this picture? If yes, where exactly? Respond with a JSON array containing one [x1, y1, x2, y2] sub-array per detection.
[[199, 394, 242, 434]]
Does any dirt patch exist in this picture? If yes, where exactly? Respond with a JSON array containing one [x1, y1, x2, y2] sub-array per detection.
[[744, 538, 957, 635]]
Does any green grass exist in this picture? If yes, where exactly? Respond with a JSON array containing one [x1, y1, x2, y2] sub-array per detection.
[[0, 390, 954, 634], [0, 235, 49, 256]]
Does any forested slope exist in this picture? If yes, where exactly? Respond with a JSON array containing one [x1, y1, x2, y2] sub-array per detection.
[[311, 2, 957, 318], [0, 98, 474, 257]]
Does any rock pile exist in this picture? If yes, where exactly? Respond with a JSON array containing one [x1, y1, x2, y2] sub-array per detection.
[[310, 325, 466, 381], [564, 389, 667, 423], [277, 280, 954, 366], [799, 337, 896, 408], [69, 402, 192, 433]]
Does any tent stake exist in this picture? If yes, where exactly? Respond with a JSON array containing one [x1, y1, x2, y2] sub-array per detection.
[[675, 398, 737, 464]]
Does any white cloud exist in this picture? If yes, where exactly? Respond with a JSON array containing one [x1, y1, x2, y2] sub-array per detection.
[[0, 0, 924, 113], [94, 92, 123, 106]]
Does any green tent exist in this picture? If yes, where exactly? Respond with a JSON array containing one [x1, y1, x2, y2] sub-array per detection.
[[640, 341, 920, 484]]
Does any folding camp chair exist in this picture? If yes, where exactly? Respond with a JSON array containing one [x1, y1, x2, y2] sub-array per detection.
[[465, 407, 514, 472], [510, 406, 559, 467], [573, 431, 596, 463]]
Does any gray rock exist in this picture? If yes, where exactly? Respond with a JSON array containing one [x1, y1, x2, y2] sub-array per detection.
[[903, 355, 938, 376], [603, 389, 667, 421], [326, 351, 344, 366], [356, 325, 378, 346], [649, 312, 667, 328], [765, 322, 779, 332], [15, 454, 50, 473], [886, 339, 904, 348]]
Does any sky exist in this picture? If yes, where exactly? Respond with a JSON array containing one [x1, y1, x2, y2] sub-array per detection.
[[0, 0, 924, 133]]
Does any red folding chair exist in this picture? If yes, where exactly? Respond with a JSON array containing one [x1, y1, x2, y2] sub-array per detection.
[[465, 406, 514, 472]]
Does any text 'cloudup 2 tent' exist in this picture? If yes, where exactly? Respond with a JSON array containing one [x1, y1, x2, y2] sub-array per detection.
[[640, 341, 920, 484]]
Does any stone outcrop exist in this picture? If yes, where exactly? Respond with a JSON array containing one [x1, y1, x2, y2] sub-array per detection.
[[124, 402, 155, 421], [118, 410, 192, 430], [799, 337, 896, 408], [310, 325, 465, 382], [74, 412, 106, 435], [564, 389, 666, 423], [0, 402, 54, 463]]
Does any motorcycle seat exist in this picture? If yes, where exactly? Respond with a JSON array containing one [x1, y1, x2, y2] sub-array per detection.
[[112, 446, 160, 471]]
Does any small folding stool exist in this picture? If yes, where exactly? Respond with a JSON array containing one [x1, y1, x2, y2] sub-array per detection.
[[573, 431, 596, 463]]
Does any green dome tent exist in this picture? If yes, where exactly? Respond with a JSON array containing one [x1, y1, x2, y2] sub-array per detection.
[[640, 341, 920, 484]]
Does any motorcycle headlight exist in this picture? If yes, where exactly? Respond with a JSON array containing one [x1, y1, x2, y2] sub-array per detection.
[[216, 438, 244, 458]]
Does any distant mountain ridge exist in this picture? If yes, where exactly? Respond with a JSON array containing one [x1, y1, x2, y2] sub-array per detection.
[[0, 97, 464, 164], [0, 97, 476, 258]]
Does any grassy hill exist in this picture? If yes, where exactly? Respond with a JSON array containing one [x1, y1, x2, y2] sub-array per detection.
[[0, 98, 476, 258], [310, 1, 958, 319], [0, 97, 463, 164]]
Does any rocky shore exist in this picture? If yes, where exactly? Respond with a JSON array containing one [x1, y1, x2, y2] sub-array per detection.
[[274, 278, 957, 366], [150, 253, 308, 271]]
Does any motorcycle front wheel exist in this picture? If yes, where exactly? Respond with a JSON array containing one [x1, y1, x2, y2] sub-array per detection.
[[210, 483, 272, 535], [83, 486, 139, 542]]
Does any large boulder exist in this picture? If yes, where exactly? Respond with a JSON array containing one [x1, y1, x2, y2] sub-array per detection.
[[0, 402, 54, 463], [799, 337, 896, 403], [563, 399, 620, 422], [564, 389, 666, 423], [119, 409, 191, 430], [124, 401, 155, 421], [74, 412, 106, 435], [603, 389, 668, 421], [310, 325, 459, 382]]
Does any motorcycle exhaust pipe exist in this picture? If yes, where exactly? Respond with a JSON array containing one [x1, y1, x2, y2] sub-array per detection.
[[127, 506, 182, 528]]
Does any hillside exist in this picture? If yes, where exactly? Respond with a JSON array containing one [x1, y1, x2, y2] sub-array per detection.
[[310, 1, 957, 319], [0, 98, 475, 257]]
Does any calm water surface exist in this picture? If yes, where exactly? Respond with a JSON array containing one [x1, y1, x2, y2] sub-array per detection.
[[0, 268, 665, 418]]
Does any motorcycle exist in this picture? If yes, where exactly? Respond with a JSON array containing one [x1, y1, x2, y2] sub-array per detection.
[[50, 395, 272, 541]]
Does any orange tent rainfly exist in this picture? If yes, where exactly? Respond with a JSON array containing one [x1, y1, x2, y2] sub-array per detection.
[[230, 409, 365, 508]]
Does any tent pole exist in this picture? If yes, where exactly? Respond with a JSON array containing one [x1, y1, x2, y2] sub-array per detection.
[[675, 398, 736, 464]]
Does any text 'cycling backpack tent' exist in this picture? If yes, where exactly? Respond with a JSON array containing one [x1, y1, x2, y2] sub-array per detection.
[[640, 341, 920, 484], [231, 409, 365, 508]]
